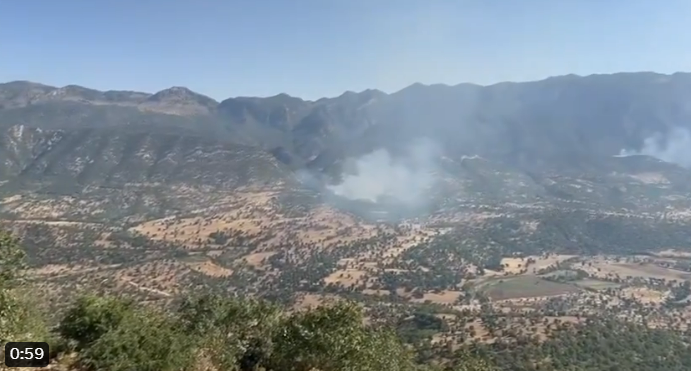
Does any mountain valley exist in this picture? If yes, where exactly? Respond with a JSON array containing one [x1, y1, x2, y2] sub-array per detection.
[[4, 73, 691, 370]]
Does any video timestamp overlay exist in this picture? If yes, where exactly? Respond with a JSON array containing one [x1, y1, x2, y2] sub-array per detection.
[[4, 342, 50, 368]]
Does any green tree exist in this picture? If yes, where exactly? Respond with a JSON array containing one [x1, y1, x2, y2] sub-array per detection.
[[58, 295, 135, 350], [79, 308, 193, 371], [0, 231, 47, 345], [177, 293, 282, 371], [268, 301, 418, 371]]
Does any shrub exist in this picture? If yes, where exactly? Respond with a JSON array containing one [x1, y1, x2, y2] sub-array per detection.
[[268, 302, 417, 371], [79, 309, 193, 371], [177, 293, 282, 371], [58, 295, 135, 350]]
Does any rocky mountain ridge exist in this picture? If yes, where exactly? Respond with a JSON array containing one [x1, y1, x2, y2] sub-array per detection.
[[2, 72, 691, 222], [4, 72, 691, 169]]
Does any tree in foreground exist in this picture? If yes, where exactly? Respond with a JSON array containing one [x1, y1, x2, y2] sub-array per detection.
[[57, 295, 136, 350], [57, 291, 495, 371], [268, 301, 417, 371], [79, 308, 194, 371], [0, 231, 48, 345]]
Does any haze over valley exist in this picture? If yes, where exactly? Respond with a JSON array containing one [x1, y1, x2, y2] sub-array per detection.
[[4, 74, 691, 359]]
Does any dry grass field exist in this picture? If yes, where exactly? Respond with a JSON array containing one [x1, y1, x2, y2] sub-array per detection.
[[129, 191, 387, 250], [579, 256, 691, 281], [497, 254, 577, 275], [123, 191, 443, 296], [410, 290, 463, 305]]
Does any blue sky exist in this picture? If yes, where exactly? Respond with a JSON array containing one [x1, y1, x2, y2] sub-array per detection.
[[1, 0, 690, 100]]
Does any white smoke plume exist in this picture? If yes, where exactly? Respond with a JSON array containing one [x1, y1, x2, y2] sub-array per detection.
[[619, 127, 691, 168], [327, 137, 441, 205]]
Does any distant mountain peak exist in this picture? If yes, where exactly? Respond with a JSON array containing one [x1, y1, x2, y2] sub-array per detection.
[[401, 82, 427, 91], [148, 86, 214, 102], [271, 92, 294, 99], [141, 86, 218, 116], [361, 88, 385, 95]]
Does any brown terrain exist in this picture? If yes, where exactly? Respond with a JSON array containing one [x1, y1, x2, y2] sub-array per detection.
[[5, 183, 691, 347], [4, 74, 691, 356]]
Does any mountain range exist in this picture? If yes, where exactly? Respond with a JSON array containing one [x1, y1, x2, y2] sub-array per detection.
[[2, 72, 691, 222]]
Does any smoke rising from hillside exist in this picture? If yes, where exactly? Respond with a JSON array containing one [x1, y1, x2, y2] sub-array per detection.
[[327, 138, 441, 205], [619, 127, 691, 168]]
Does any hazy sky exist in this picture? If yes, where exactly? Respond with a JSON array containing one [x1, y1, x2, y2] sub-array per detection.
[[2, 0, 690, 100]]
